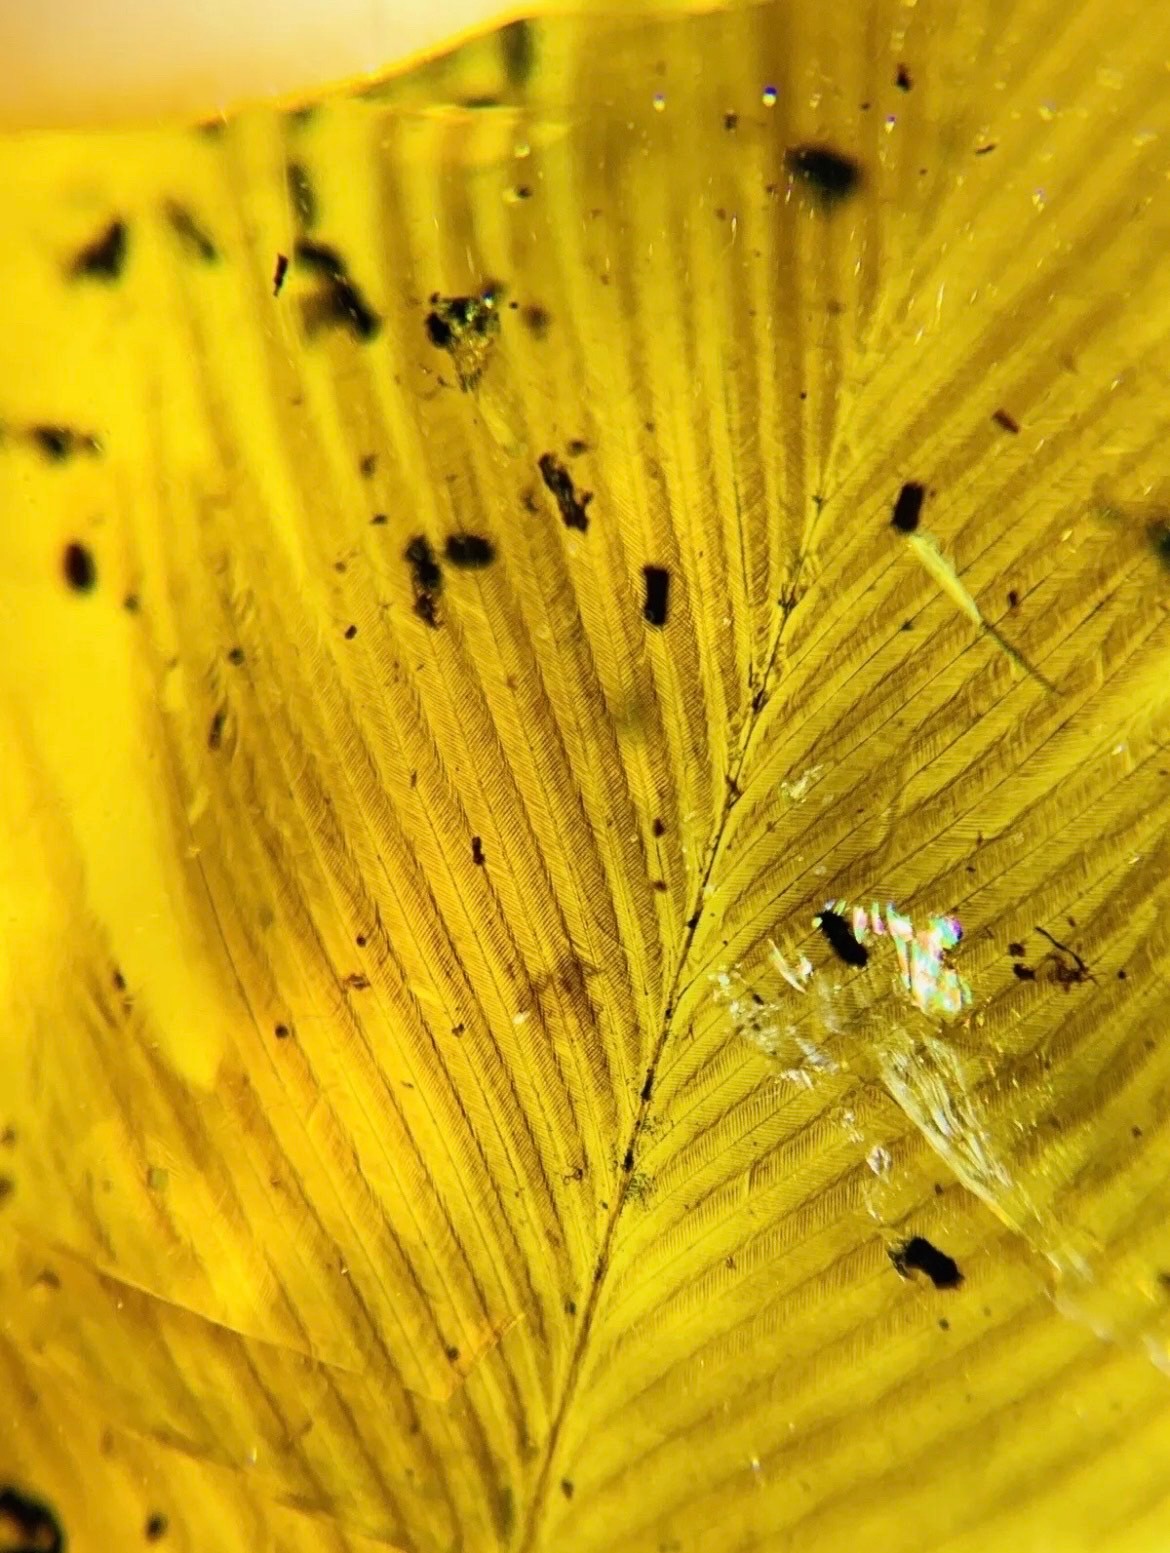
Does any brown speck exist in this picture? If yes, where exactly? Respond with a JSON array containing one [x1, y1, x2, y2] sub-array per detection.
[[344, 624, 358, 639], [538, 453, 591, 531], [652, 817, 666, 837], [520, 304, 551, 338], [724, 110, 739, 130], [1011, 962, 1036, 982], [890, 1235, 963, 1290], [974, 142, 997, 156], [471, 836, 485, 865], [561, 1480, 574, 1500], [145, 1511, 169, 1540], [207, 708, 227, 751], [274, 1023, 291, 1039], [1007, 589, 1019, 609], [1008, 941, 1025, 957], [895, 64, 913, 90], [62, 541, 97, 592], [273, 253, 289, 295], [227, 646, 245, 666], [992, 407, 1020, 434], [371, 513, 388, 526]]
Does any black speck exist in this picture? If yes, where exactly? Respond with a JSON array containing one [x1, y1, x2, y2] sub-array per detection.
[[640, 1067, 655, 1102], [163, 200, 218, 262], [1118, 969, 1127, 980], [520, 304, 551, 339], [123, 593, 140, 612], [686, 913, 700, 931], [1007, 589, 1019, 609], [71, 219, 127, 280], [513, 185, 533, 200], [360, 453, 377, 478], [1008, 941, 1025, 957], [785, 144, 862, 205], [652, 817, 666, 837], [0, 1486, 64, 1553], [895, 64, 913, 90], [566, 438, 590, 457], [560, 1480, 574, 1500], [274, 1025, 290, 1040], [500, 18, 535, 89], [145, 1511, 169, 1540], [405, 535, 443, 592], [642, 565, 670, 627], [564, 1296, 577, 1315], [1012, 962, 1036, 981], [287, 161, 318, 229], [890, 1235, 963, 1290], [724, 110, 739, 130], [273, 253, 289, 296], [62, 541, 97, 592], [471, 836, 485, 866], [207, 708, 227, 751], [355, 934, 366, 947], [30, 424, 101, 461], [371, 513, 388, 526], [815, 907, 868, 968], [445, 533, 495, 569], [974, 142, 997, 156], [900, 620, 913, 632], [622, 1146, 634, 1172], [992, 407, 1020, 435], [1133, 1125, 1142, 1138], [538, 453, 591, 531], [445, 1344, 460, 1362], [344, 624, 358, 640], [227, 647, 245, 666], [891, 481, 925, 533], [938, 1317, 950, 1331]]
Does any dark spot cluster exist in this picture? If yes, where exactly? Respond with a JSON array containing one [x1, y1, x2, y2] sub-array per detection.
[[405, 535, 443, 628], [294, 240, 380, 342], [70, 219, 127, 281], [424, 290, 501, 389], [891, 481, 925, 533], [537, 453, 591, 531], [642, 565, 670, 627], [445, 533, 495, 569], [0, 1485, 65, 1553], [163, 200, 218, 262], [814, 907, 868, 967], [785, 144, 862, 205], [890, 1235, 963, 1289]]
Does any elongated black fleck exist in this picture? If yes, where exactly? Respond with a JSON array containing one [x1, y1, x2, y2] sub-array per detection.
[[538, 453, 591, 531], [445, 533, 495, 568], [642, 565, 670, 627], [30, 424, 100, 461], [405, 536, 442, 592], [71, 219, 128, 280], [814, 907, 868, 967], [786, 145, 862, 205], [163, 200, 218, 262], [62, 541, 97, 592], [890, 1235, 963, 1290], [891, 481, 926, 533], [273, 253, 288, 296]]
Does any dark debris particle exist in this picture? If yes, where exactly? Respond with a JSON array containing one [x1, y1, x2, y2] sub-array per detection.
[[273, 253, 289, 296], [513, 185, 534, 200], [520, 304, 551, 339], [207, 708, 227, 751], [287, 161, 318, 229], [274, 1023, 290, 1039], [1011, 962, 1036, 982], [344, 624, 358, 639], [564, 1296, 577, 1314], [0, 1485, 65, 1553], [566, 438, 590, 457], [145, 1511, 169, 1540], [445, 1344, 460, 1362], [424, 291, 502, 389], [30, 424, 101, 461], [642, 564, 670, 627], [62, 541, 97, 592], [471, 836, 485, 866], [414, 592, 440, 628], [538, 453, 591, 532], [123, 593, 140, 613], [974, 142, 997, 156], [785, 144, 863, 205], [652, 817, 666, 837], [1007, 589, 1020, 609], [814, 908, 869, 968], [640, 1067, 655, 1102], [891, 481, 926, 533], [359, 452, 377, 478], [71, 218, 128, 281], [890, 1235, 963, 1290], [405, 535, 443, 593], [294, 239, 345, 279], [0, 1176, 13, 1204], [445, 532, 496, 569], [227, 646, 245, 666], [560, 1480, 574, 1500], [622, 1146, 635, 1172], [1008, 941, 1025, 957], [992, 407, 1020, 435], [500, 18, 536, 90], [895, 64, 913, 90], [163, 200, 218, 262], [303, 276, 381, 342], [724, 110, 739, 130]]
